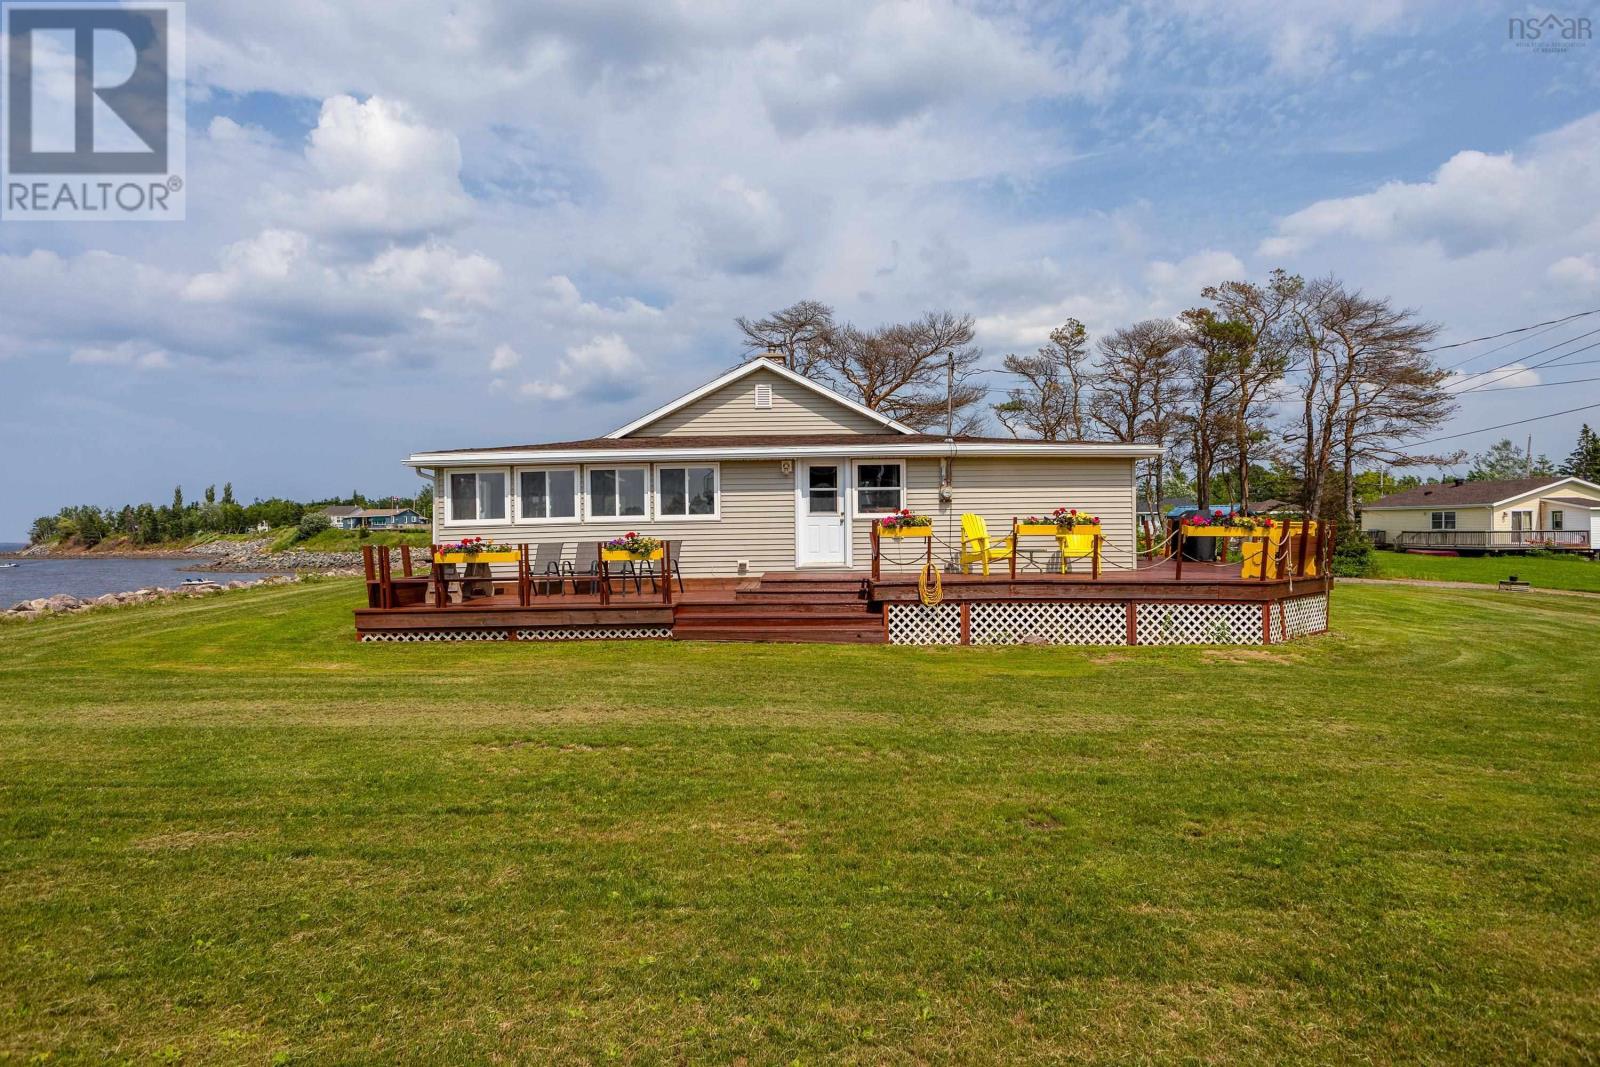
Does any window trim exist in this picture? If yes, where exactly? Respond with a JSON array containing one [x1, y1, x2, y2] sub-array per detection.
[[583, 465, 651, 523], [1551, 509, 1564, 531], [1430, 510, 1456, 531], [512, 466, 581, 525], [851, 459, 906, 518], [654, 462, 722, 522], [443, 468, 510, 526]]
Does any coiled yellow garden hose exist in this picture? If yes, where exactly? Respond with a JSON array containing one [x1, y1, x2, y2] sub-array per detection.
[[917, 562, 943, 605]]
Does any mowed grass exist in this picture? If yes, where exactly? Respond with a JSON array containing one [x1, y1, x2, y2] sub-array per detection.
[[1371, 549, 1600, 593], [1, 582, 1598, 1063]]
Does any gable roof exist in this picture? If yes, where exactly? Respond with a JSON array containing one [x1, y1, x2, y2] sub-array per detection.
[[605, 358, 916, 439], [1364, 476, 1600, 510], [1547, 495, 1600, 508], [320, 505, 362, 518]]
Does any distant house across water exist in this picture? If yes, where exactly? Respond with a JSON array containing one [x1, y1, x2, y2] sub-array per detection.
[[320, 505, 426, 530]]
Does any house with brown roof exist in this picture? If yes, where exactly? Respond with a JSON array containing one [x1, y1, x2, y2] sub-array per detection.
[[407, 356, 1160, 576], [1361, 476, 1600, 553]]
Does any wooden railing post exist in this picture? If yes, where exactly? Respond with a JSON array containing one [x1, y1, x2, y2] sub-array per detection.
[[1092, 534, 1102, 579], [400, 545, 414, 578], [870, 520, 881, 582], [661, 541, 673, 606], [1295, 518, 1310, 578], [519, 544, 530, 607], [1009, 517, 1018, 581], [1258, 532, 1269, 582], [1174, 527, 1185, 581], [597, 543, 611, 606]]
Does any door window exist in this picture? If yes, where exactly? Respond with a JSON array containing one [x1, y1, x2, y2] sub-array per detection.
[[808, 466, 840, 515]]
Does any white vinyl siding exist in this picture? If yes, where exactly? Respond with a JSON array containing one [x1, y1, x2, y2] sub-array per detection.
[[628, 366, 890, 436], [431, 455, 1139, 578]]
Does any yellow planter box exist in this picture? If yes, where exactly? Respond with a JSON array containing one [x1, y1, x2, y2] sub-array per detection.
[[1016, 523, 1101, 536], [1184, 526, 1263, 538], [879, 526, 933, 538], [434, 550, 521, 565], [601, 548, 663, 562]]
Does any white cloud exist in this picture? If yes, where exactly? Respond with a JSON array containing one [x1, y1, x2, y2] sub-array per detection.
[[1261, 114, 1600, 258], [519, 333, 644, 404], [488, 344, 521, 373], [1548, 254, 1600, 292]]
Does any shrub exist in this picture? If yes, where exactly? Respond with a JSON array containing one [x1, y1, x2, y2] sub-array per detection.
[[1331, 523, 1374, 577], [296, 512, 331, 542]]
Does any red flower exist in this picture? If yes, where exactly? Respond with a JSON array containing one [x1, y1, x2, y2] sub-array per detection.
[[1070, 508, 1077, 514]]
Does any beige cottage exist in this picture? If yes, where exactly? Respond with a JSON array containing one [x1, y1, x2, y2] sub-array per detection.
[[1361, 475, 1600, 552], [408, 358, 1160, 577]]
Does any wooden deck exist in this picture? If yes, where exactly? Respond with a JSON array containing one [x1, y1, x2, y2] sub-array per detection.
[[355, 557, 1334, 646]]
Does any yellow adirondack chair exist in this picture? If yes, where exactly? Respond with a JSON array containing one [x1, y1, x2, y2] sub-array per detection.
[[1056, 531, 1097, 574], [959, 513, 1013, 575]]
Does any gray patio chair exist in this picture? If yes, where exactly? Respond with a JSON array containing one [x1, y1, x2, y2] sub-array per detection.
[[641, 539, 685, 594], [565, 541, 603, 596], [530, 542, 566, 595]]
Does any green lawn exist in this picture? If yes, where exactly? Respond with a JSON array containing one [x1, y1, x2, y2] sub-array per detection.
[[1371, 549, 1600, 593], [2, 582, 1598, 1062]]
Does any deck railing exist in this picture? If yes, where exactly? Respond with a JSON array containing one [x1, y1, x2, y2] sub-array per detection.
[[1394, 529, 1590, 549]]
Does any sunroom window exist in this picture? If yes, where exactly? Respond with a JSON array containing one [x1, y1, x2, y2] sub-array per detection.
[[658, 466, 718, 518], [519, 469, 577, 520], [588, 468, 646, 519], [447, 471, 507, 522], [856, 462, 904, 513]]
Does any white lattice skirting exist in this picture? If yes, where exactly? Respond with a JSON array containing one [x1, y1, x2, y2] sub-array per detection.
[[886, 603, 962, 645], [514, 626, 671, 641], [1272, 594, 1329, 642], [1134, 602, 1260, 646], [361, 630, 510, 643], [970, 602, 1126, 645], [361, 626, 671, 643], [886, 599, 1328, 647]]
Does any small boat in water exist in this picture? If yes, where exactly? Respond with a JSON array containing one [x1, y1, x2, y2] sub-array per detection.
[[0, 562, 18, 569]]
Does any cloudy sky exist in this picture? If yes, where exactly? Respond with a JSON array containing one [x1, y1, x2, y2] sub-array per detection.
[[3, 0, 1599, 537]]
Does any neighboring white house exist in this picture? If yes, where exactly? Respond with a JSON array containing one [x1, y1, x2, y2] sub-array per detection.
[[1361, 476, 1600, 552], [407, 356, 1161, 577]]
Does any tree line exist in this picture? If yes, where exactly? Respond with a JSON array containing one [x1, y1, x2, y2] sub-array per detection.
[[739, 270, 1486, 521], [28, 485, 433, 547]]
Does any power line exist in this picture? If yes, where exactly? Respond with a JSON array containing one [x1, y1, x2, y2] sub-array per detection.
[[1434, 318, 1569, 373], [1409, 400, 1600, 447], [1422, 307, 1600, 355], [1460, 374, 1600, 393], [1449, 334, 1600, 394]]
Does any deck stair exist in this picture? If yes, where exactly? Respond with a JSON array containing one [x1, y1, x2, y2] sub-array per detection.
[[673, 571, 885, 643]]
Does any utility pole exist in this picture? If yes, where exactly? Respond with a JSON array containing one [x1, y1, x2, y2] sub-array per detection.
[[1525, 434, 1533, 477]]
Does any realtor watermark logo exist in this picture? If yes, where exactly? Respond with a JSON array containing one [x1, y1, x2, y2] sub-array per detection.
[[1, 1, 185, 221], [1508, 12, 1592, 52]]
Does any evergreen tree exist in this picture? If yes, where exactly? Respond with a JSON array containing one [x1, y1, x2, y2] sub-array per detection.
[[204, 484, 216, 505], [1467, 438, 1535, 481], [172, 485, 184, 511], [222, 482, 235, 505], [1562, 424, 1600, 482]]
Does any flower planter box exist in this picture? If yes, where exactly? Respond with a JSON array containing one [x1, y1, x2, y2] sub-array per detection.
[[434, 550, 521, 565], [1017, 523, 1101, 536], [1184, 526, 1262, 538], [879, 526, 934, 539], [601, 548, 664, 563]]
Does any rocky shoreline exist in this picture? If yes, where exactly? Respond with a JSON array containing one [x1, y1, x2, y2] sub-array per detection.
[[7, 536, 374, 575], [6, 573, 312, 621]]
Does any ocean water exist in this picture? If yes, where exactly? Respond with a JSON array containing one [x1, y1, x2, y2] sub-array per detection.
[[0, 546, 280, 605]]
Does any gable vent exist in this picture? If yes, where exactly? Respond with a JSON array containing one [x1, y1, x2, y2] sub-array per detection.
[[754, 383, 773, 410]]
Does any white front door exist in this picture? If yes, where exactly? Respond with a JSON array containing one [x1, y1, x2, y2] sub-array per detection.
[[797, 460, 849, 567]]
